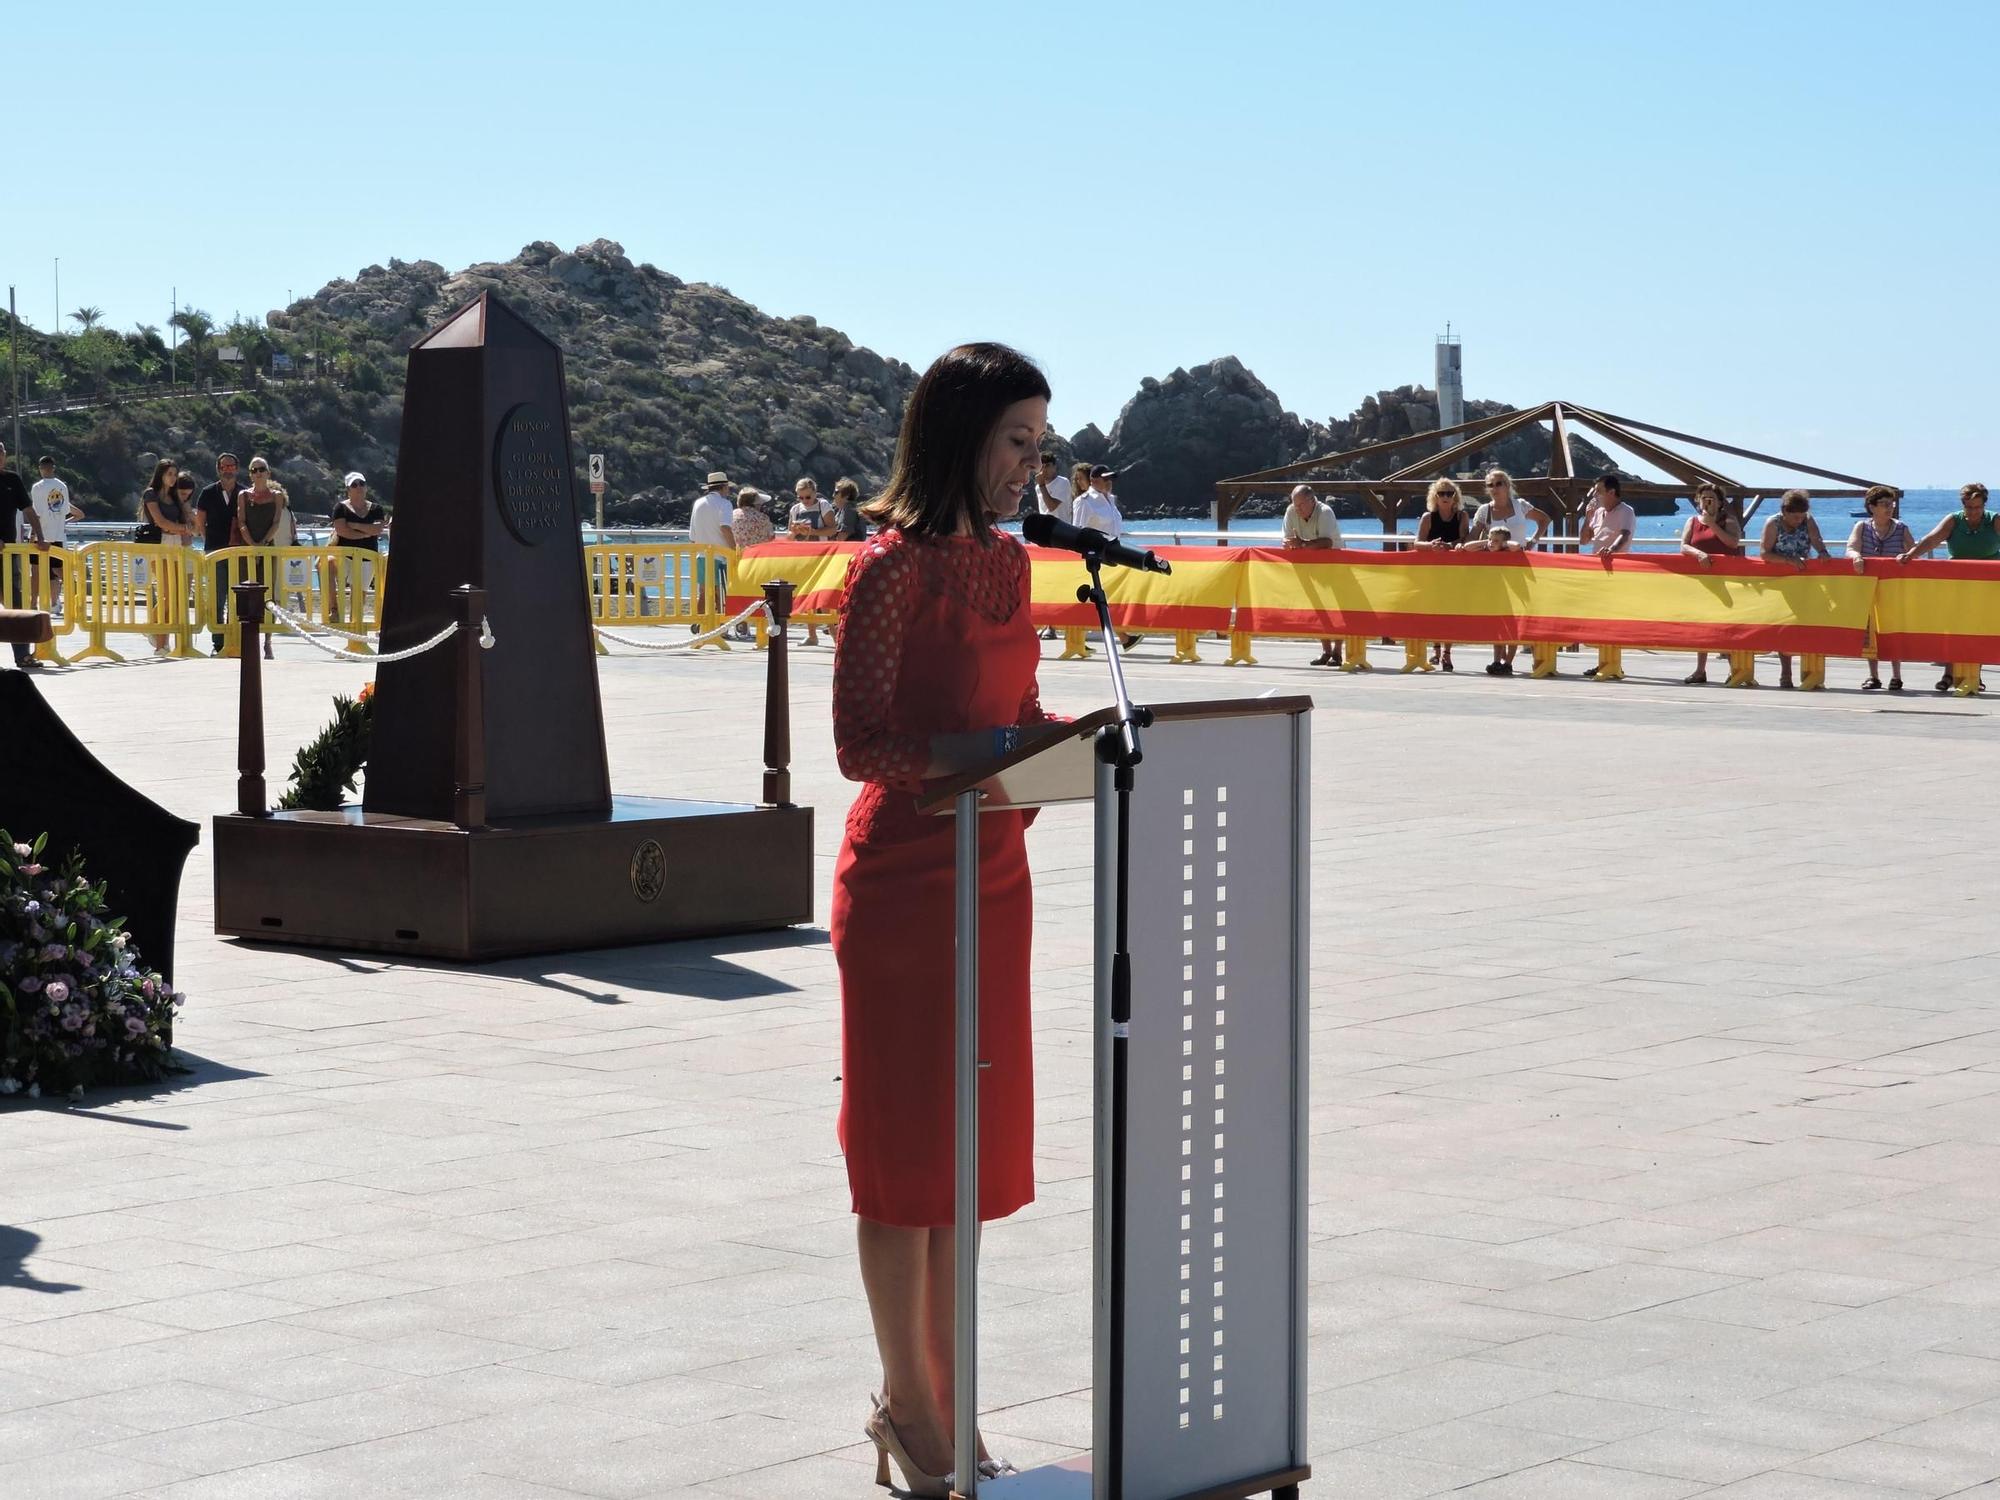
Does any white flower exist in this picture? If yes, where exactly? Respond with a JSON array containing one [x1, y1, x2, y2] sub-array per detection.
[[26, 1083, 40, 1099], [0, 1078, 19, 1095]]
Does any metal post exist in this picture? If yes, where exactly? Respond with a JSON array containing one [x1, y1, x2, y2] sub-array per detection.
[[761, 580, 794, 806], [452, 585, 487, 829], [233, 581, 267, 816], [953, 787, 982, 1499], [1091, 754, 1118, 1500], [9, 287, 20, 466]]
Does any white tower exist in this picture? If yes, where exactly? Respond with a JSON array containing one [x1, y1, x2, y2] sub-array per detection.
[[1435, 326, 1463, 443]]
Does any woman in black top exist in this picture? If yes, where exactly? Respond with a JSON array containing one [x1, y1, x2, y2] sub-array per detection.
[[1416, 478, 1469, 671], [330, 473, 388, 627], [138, 461, 196, 653], [331, 474, 388, 551]]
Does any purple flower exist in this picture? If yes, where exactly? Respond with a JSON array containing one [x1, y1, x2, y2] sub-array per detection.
[[23, 900, 41, 915], [125, 1016, 145, 1037], [19, 863, 43, 877], [41, 944, 67, 963], [17, 976, 41, 994], [43, 980, 69, 1004]]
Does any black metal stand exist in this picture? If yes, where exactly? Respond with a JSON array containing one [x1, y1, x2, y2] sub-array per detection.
[[1081, 550, 1150, 1497]]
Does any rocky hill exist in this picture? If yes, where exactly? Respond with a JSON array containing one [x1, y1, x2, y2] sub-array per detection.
[[12, 239, 1637, 526], [17, 240, 917, 526]]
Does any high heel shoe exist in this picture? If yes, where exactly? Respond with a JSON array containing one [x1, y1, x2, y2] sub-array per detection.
[[866, 1404, 953, 1498]]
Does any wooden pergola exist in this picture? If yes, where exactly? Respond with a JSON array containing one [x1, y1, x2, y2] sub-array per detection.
[[1213, 400, 1895, 534]]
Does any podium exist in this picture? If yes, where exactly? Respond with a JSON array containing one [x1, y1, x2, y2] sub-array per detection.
[[919, 697, 1313, 1500]]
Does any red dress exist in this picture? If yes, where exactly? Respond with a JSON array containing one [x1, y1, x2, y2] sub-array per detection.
[[831, 528, 1058, 1227]]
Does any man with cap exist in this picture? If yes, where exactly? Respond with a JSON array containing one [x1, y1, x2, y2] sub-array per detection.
[[1071, 464, 1123, 537], [27, 457, 81, 614], [1071, 466, 1142, 648], [689, 471, 738, 621], [1, 442, 45, 668]]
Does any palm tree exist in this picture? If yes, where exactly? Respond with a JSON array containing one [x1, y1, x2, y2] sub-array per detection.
[[69, 305, 104, 334], [170, 308, 215, 386]]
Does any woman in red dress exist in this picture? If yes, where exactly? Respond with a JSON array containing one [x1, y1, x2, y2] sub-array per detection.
[[832, 344, 1060, 1496]]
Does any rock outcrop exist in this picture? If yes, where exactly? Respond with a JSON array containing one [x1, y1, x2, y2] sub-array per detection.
[[1082, 358, 1330, 514]]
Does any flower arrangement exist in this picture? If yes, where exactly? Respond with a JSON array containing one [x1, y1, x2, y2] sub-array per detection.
[[279, 681, 375, 811], [1, 830, 186, 1101]]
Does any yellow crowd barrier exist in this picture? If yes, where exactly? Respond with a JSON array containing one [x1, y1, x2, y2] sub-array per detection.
[[0, 543, 82, 665], [200, 545, 389, 657], [582, 541, 739, 650]]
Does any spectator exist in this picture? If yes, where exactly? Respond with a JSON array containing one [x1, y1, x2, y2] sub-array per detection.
[[1902, 481, 1996, 563], [27, 457, 81, 616], [830, 478, 869, 541], [1, 442, 42, 669], [1036, 453, 1073, 524], [1899, 482, 1992, 692], [1759, 489, 1831, 690], [789, 477, 836, 539], [732, 487, 776, 548], [787, 479, 837, 645], [1072, 464, 1122, 535], [1848, 486, 1912, 691], [1471, 468, 1549, 675], [1072, 466, 1137, 648], [330, 472, 387, 628], [140, 464, 197, 655], [1581, 473, 1635, 557], [1069, 462, 1093, 519], [196, 453, 247, 654], [231, 458, 286, 660], [135, 459, 179, 544], [1282, 483, 1343, 666], [727, 489, 776, 640], [688, 471, 738, 624], [1677, 481, 1744, 685], [1416, 479, 1468, 670], [1577, 475, 1638, 679]]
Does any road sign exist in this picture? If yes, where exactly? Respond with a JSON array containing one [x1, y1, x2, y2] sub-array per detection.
[[588, 452, 606, 494]]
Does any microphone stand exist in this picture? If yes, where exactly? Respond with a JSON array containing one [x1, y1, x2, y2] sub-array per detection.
[[1078, 545, 1148, 1494]]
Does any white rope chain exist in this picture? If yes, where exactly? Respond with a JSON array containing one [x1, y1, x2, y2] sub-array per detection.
[[264, 601, 494, 663], [594, 599, 771, 651]]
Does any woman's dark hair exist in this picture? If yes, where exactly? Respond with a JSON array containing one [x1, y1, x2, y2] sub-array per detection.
[[1963, 482, 1989, 506], [865, 343, 1050, 537], [146, 458, 177, 497], [1864, 485, 1898, 508]]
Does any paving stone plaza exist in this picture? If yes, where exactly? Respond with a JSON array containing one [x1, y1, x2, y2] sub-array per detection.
[[6, 640, 2000, 1500]]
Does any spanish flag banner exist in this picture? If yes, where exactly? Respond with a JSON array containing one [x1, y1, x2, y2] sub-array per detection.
[[728, 540, 860, 616], [1872, 560, 2000, 663], [1024, 545, 1246, 631], [1234, 549, 1876, 653]]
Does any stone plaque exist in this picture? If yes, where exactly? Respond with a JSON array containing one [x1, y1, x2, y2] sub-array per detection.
[[493, 402, 568, 546]]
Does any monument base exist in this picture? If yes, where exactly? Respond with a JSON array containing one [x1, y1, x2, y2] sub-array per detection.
[[964, 1454, 1309, 1500], [212, 795, 812, 962]]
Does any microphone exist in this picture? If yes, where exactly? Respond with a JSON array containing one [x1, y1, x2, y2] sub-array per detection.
[[1022, 512, 1172, 575]]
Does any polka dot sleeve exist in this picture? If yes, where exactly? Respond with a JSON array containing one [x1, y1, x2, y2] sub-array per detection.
[[832, 538, 930, 786]]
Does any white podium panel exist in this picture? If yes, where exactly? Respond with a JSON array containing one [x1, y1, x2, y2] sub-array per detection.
[[1105, 711, 1308, 1499]]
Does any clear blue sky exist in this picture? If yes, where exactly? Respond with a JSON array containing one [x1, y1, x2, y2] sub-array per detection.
[[18, 0, 1995, 485]]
